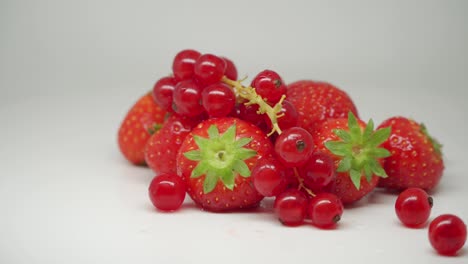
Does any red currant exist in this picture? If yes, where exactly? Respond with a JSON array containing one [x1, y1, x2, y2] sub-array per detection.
[[172, 79, 205, 117], [148, 173, 186, 211], [298, 152, 336, 193], [395, 188, 433, 227], [222, 57, 238, 80], [194, 54, 226, 86], [274, 189, 308, 226], [251, 69, 287, 104], [264, 100, 298, 132], [252, 158, 288, 197], [274, 127, 315, 167], [237, 103, 265, 128], [172, 49, 201, 81], [308, 193, 343, 228], [201, 83, 236, 118], [429, 214, 467, 255], [152, 76, 177, 112]]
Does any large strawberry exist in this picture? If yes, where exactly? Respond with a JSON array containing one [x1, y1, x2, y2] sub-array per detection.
[[313, 112, 391, 204], [176, 117, 273, 211], [145, 114, 199, 174], [287, 80, 358, 134], [377, 117, 444, 190], [118, 92, 167, 165]]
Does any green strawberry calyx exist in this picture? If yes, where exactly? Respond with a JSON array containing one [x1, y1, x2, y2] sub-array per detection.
[[324, 112, 392, 190], [183, 123, 257, 194]]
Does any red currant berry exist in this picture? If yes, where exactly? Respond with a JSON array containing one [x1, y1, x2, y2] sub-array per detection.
[[395, 188, 433, 227], [251, 69, 287, 104], [265, 100, 298, 132], [148, 173, 186, 211], [308, 193, 343, 228], [252, 158, 288, 197], [222, 57, 238, 80], [429, 214, 467, 255], [274, 127, 315, 167], [274, 189, 308, 226], [201, 83, 236, 118], [194, 54, 226, 86], [298, 152, 336, 193], [172, 49, 201, 81], [237, 103, 265, 128], [172, 79, 205, 117], [152, 76, 177, 112]]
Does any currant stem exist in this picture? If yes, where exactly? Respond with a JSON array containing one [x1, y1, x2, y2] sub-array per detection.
[[222, 76, 284, 136], [293, 167, 315, 197]]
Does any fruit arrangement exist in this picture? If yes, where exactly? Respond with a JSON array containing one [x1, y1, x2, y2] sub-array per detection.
[[117, 49, 466, 256]]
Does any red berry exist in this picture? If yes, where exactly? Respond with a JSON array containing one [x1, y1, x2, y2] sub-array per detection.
[[148, 173, 186, 211], [298, 152, 336, 193], [152, 76, 177, 112], [194, 54, 226, 86], [172, 49, 201, 81], [251, 69, 287, 104], [395, 188, 433, 227], [429, 214, 467, 255], [237, 103, 265, 128], [223, 57, 238, 80], [308, 193, 344, 228], [172, 79, 204, 117], [274, 189, 308, 226], [252, 158, 288, 197], [202, 83, 236, 118], [274, 127, 314, 167], [265, 100, 298, 132]]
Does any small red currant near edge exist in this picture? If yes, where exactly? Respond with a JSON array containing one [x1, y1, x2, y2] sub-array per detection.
[[252, 158, 288, 197], [429, 214, 467, 255], [251, 69, 287, 104], [308, 193, 344, 229], [172, 49, 201, 81], [274, 189, 308, 226], [395, 187, 433, 227], [152, 76, 177, 112], [148, 173, 186, 211], [194, 54, 226, 86]]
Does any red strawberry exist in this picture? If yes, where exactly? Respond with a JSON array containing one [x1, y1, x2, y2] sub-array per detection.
[[176, 117, 274, 211], [145, 114, 199, 174], [313, 112, 391, 204], [117, 92, 167, 165], [287, 80, 358, 134], [377, 117, 444, 190]]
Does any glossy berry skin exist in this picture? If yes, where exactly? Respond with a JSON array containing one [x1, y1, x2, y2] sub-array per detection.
[[429, 214, 467, 255], [223, 57, 238, 80], [308, 193, 344, 228], [274, 189, 308, 226], [172, 79, 205, 117], [298, 152, 336, 193], [194, 54, 227, 86], [152, 76, 177, 112], [118, 93, 167, 165], [377, 117, 444, 190], [145, 114, 199, 174], [252, 158, 288, 197], [274, 127, 314, 168], [148, 173, 186, 211], [172, 49, 201, 81], [265, 100, 298, 132], [287, 80, 358, 134], [395, 188, 433, 227], [237, 103, 265, 128], [251, 70, 287, 104], [202, 83, 236, 118]]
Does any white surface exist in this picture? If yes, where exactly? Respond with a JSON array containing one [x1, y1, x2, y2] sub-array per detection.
[[1, 0, 468, 263]]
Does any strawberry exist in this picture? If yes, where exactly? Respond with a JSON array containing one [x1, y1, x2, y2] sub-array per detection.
[[145, 114, 199, 174], [313, 112, 391, 204], [287, 80, 359, 134], [117, 92, 167, 165], [377, 117, 444, 190], [176, 117, 273, 211]]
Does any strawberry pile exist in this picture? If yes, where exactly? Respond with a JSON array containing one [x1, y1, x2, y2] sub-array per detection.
[[118, 49, 466, 255]]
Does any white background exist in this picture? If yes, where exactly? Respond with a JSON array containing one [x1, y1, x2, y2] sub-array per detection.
[[1, 0, 467, 263]]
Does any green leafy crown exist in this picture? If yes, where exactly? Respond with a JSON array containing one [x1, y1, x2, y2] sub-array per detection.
[[324, 112, 391, 190], [183, 124, 257, 194]]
